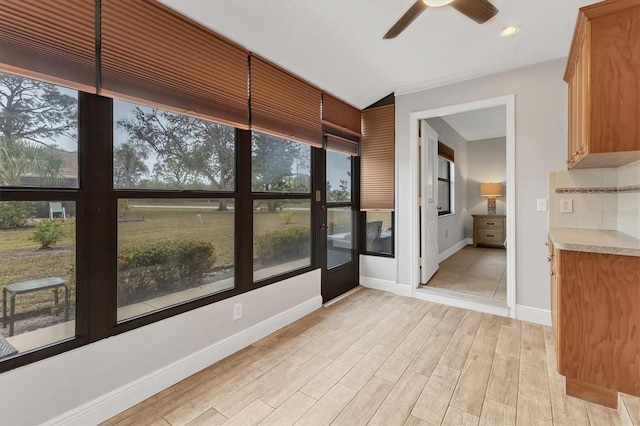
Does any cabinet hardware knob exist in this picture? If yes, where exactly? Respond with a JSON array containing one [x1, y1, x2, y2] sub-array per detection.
[[545, 242, 549, 246], [547, 256, 552, 262]]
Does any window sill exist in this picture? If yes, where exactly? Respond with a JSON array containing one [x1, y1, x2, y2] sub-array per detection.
[[438, 213, 455, 218]]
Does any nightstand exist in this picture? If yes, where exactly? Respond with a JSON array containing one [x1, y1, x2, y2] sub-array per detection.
[[472, 214, 505, 248]]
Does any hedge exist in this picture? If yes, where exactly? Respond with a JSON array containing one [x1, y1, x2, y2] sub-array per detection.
[[255, 227, 310, 264], [117, 240, 215, 305]]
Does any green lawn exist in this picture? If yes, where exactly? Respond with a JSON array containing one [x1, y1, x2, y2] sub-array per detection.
[[0, 205, 312, 319]]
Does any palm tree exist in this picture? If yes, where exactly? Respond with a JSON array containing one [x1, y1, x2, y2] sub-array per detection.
[[0, 137, 64, 186]]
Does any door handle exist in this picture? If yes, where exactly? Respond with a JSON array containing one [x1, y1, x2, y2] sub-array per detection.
[[320, 224, 327, 230]]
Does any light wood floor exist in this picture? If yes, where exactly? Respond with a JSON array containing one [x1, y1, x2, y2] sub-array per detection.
[[102, 288, 639, 426]]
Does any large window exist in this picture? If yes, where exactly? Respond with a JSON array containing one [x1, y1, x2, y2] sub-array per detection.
[[114, 100, 236, 192], [251, 131, 312, 282], [114, 101, 237, 322], [116, 198, 234, 321], [0, 73, 78, 188], [0, 72, 79, 357]]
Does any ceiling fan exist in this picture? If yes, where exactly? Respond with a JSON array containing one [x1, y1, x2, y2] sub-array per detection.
[[383, 0, 499, 39]]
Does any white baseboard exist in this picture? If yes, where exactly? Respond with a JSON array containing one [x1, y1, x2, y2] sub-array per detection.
[[516, 304, 551, 326], [438, 238, 473, 263], [46, 295, 323, 426], [360, 277, 412, 297]]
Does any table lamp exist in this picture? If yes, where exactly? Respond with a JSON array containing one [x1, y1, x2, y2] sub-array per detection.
[[480, 182, 502, 215]]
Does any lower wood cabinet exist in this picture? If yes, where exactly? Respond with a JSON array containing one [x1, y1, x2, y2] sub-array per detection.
[[472, 215, 505, 248], [549, 242, 640, 407]]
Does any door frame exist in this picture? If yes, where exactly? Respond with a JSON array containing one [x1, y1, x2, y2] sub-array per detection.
[[408, 95, 516, 318], [315, 146, 360, 303]]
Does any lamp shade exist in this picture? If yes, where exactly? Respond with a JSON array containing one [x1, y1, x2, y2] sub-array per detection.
[[480, 183, 502, 197]]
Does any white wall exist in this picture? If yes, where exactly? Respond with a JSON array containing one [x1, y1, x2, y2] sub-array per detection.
[[396, 58, 568, 310], [467, 137, 507, 235], [360, 255, 405, 295], [425, 117, 469, 254], [0, 270, 321, 425]]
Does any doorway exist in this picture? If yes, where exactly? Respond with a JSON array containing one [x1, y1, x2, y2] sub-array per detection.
[[411, 95, 516, 317], [317, 147, 359, 302]]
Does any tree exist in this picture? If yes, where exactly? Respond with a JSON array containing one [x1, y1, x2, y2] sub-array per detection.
[[0, 137, 64, 186], [0, 72, 76, 185], [114, 142, 149, 188], [117, 107, 236, 209], [251, 132, 310, 212], [327, 178, 350, 203]]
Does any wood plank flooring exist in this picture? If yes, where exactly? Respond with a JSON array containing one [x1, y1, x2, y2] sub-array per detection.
[[102, 288, 639, 426]]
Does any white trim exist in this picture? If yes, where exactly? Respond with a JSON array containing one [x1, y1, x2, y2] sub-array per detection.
[[516, 304, 552, 326], [44, 295, 322, 426], [394, 55, 566, 97], [408, 95, 517, 318], [438, 238, 473, 263], [360, 277, 412, 297], [415, 288, 508, 317], [505, 95, 517, 316]]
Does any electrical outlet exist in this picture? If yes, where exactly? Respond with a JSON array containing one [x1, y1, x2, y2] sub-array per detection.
[[445, 229, 448, 238], [560, 199, 573, 213], [233, 303, 242, 321], [536, 198, 547, 212]]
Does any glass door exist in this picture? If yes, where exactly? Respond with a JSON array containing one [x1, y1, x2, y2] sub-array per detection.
[[318, 148, 358, 302]]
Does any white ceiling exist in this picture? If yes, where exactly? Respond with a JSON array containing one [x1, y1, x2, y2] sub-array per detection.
[[442, 105, 506, 141], [161, 0, 593, 109]]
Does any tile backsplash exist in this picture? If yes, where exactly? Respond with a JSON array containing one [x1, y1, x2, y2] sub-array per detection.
[[548, 161, 640, 238]]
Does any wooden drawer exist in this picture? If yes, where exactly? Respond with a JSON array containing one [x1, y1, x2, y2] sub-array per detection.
[[476, 230, 504, 245], [477, 218, 503, 229]]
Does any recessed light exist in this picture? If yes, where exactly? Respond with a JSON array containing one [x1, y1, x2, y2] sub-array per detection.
[[500, 25, 521, 37]]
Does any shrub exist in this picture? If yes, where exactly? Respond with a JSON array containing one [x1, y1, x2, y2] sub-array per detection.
[[280, 210, 294, 224], [255, 227, 310, 264], [31, 219, 64, 248], [0, 201, 36, 229], [117, 240, 215, 305]]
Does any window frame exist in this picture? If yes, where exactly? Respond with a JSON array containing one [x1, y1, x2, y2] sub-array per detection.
[[437, 156, 454, 216], [249, 130, 316, 288], [360, 211, 395, 258]]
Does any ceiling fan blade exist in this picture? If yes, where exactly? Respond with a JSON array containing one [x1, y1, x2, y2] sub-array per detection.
[[383, 0, 428, 39], [451, 0, 498, 24]]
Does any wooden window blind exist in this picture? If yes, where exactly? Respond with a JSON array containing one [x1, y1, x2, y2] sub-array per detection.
[[322, 93, 362, 137], [250, 55, 322, 147], [0, 0, 95, 92], [361, 105, 395, 211], [325, 134, 359, 156], [438, 142, 455, 162], [100, 0, 250, 128]]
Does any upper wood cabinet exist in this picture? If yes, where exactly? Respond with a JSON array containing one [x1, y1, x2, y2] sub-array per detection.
[[564, 0, 640, 169]]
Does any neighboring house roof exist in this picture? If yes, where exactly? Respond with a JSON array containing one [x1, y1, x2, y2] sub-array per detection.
[[57, 149, 78, 178]]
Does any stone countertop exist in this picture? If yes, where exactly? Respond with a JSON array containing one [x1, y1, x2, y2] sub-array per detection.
[[549, 228, 640, 257]]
